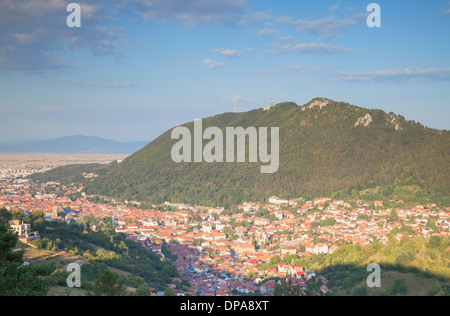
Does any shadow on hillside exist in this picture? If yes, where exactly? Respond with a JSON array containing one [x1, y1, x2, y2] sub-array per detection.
[[312, 263, 449, 296]]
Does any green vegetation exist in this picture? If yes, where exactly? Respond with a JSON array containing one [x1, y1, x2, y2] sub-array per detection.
[[40, 219, 182, 292], [87, 270, 128, 296], [31, 99, 449, 207], [298, 236, 449, 296], [1, 208, 184, 294], [29, 161, 117, 186], [265, 234, 449, 296], [0, 212, 56, 296]]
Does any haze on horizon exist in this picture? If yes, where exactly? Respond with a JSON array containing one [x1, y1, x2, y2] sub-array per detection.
[[0, 0, 449, 143]]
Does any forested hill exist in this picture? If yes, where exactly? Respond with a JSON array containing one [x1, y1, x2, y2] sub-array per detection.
[[35, 98, 450, 207]]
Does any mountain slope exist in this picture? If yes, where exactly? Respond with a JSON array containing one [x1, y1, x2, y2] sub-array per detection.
[[50, 98, 450, 206], [0, 135, 147, 154]]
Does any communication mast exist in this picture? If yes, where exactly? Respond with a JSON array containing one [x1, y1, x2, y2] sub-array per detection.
[[264, 92, 275, 111]]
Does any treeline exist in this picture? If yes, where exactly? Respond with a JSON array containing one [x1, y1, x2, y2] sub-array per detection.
[[28, 161, 117, 186]]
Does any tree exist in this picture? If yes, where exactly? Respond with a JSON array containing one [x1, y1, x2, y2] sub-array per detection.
[[0, 222, 55, 296], [33, 218, 47, 233], [135, 284, 152, 296], [89, 270, 128, 296], [388, 209, 399, 223], [0, 207, 12, 223], [32, 239, 43, 249], [392, 279, 408, 296], [164, 287, 176, 296], [269, 255, 281, 266], [353, 286, 369, 296]]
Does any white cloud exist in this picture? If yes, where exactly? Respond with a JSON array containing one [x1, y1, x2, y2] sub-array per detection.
[[252, 64, 321, 76], [173, 57, 192, 65], [202, 59, 224, 69], [333, 67, 450, 82], [289, 65, 321, 73], [238, 11, 272, 25], [214, 48, 243, 57], [272, 42, 356, 55], [256, 28, 281, 37], [329, 1, 341, 12], [0, 0, 126, 72], [293, 14, 367, 40], [239, 9, 367, 40], [0, 0, 246, 72], [278, 36, 293, 41], [221, 94, 252, 103], [130, 0, 246, 25]]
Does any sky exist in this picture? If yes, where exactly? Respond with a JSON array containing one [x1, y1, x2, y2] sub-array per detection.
[[0, 0, 449, 142]]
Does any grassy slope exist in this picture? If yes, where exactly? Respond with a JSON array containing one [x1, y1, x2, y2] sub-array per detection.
[[14, 241, 139, 296]]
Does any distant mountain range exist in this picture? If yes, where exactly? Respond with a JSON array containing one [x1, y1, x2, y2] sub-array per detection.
[[0, 135, 147, 154]]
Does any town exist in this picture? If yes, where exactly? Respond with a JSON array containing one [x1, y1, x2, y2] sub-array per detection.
[[1, 164, 449, 296]]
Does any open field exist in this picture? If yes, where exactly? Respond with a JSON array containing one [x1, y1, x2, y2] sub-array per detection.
[[0, 153, 129, 167], [14, 241, 85, 269]]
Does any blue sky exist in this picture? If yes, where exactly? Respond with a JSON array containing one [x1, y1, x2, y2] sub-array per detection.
[[0, 0, 449, 142]]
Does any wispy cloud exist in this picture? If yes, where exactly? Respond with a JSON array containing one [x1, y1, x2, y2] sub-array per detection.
[[272, 42, 356, 55], [238, 8, 367, 40], [59, 78, 137, 88], [247, 27, 292, 42], [202, 59, 225, 69], [446, 2, 450, 14], [256, 28, 281, 37], [237, 11, 273, 25], [333, 67, 450, 83], [214, 48, 243, 57], [221, 94, 252, 104], [130, 0, 246, 25], [293, 13, 368, 40], [289, 65, 322, 73], [173, 57, 193, 65], [252, 64, 321, 76], [329, 1, 342, 12]]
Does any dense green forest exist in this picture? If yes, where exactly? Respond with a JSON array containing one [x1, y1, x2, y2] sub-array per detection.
[[30, 98, 450, 208], [29, 161, 117, 186]]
